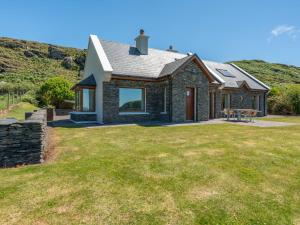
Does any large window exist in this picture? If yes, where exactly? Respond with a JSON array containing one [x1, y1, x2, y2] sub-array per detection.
[[258, 95, 262, 111], [75, 88, 95, 112], [221, 94, 231, 110], [252, 95, 262, 110], [119, 88, 145, 112], [252, 95, 257, 109]]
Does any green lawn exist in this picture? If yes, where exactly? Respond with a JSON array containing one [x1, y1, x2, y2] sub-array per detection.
[[0, 120, 300, 224], [0, 102, 37, 120], [0, 95, 7, 110], [258, 116, 300, 123]]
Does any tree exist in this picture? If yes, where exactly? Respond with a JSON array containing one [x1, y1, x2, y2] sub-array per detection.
[[38, 77, 74, 108]]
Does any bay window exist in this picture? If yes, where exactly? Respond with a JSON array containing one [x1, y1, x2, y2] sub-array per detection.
[[75, 88, 95, 112]]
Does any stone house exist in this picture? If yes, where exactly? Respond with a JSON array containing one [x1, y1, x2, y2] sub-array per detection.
[[71, 30, 269, 123]]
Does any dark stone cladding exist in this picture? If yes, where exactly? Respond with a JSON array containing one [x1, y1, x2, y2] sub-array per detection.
[[70, 112, 97, 122], [171, 61, 209, 122], [217, 88, 267, 117], [0, 110, 48, 168], [103, 79, 170, 123], [103, 61, 210, 123]]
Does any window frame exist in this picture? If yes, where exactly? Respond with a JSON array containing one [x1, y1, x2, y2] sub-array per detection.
[[74, 87, 96, 112], [252, 95, 257, 110], [160, 87, 167, 114], [222, 93, 231, 110], [118, 87, 148, 115]]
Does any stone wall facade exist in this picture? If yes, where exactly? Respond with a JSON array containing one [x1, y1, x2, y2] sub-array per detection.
[[99, 60, 267, 124], [0, 110, 48, 168], [215, 88, 267, 117], [102, 60, 210, 123], [103, 79, 170, 123], [171, 61, 209, 122]]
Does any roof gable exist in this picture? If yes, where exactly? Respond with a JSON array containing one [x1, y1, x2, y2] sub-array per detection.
[[88, 36, 268, 90], [236, 80, 251, 90], [203, 60, 269, 91]]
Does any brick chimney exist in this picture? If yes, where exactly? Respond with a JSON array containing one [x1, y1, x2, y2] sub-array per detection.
[[135, 29, 149, 55]]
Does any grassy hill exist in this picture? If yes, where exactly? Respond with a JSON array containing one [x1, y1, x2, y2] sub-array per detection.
[[0, 37, 300, 87], [0, 37, 86, 85], [230, 60, 300, 86]]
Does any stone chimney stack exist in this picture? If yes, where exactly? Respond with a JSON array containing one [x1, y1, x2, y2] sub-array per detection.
[[135, 29, 149, 55]]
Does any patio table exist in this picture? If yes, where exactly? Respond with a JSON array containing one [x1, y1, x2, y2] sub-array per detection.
[[232, 109, 259, 121]]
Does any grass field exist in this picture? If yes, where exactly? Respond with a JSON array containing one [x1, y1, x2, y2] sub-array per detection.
[[0, 95, 7, 110], [0, 117, 300, 224], [258, 116, 300, 123], [0, 102, 37, 120]]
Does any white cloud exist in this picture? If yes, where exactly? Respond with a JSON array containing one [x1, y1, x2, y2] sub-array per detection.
[[268, 25, 299, 42]]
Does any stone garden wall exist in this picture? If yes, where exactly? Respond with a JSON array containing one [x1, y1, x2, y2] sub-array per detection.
[[0, 110, 48, 168]]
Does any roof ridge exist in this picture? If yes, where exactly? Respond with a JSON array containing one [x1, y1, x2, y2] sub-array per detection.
[[229, 63, 270, 90], [99, 38, 188, 57]]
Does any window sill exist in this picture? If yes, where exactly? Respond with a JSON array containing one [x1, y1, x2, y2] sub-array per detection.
[[119, 112, 149, 115], [160, 112, 168, 115]]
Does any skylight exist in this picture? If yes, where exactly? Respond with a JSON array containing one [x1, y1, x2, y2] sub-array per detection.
[[216, 69, 235, 78]]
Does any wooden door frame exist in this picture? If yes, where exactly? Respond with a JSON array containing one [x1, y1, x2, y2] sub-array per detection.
[[209, 91, 216, 119], [185, 87, 196, 121]]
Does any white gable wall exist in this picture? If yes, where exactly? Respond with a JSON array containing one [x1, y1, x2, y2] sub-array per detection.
[[83, 35, 113, 123]]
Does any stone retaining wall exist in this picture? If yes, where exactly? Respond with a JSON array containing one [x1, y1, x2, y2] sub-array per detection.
[[0, 110, 48, 168]]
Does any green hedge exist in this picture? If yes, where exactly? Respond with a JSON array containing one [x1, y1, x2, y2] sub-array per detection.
[[268, 84, 300, 115]]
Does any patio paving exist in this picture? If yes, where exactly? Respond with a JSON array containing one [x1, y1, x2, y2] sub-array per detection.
[[49, 114, 299, 128], [224, 120, 298, 127]]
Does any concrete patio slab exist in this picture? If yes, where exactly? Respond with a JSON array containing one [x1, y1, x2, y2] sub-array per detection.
[[224, 120, 298, 127], [49, 116, 299, 128]]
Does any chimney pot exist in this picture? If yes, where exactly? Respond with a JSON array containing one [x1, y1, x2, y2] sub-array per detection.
[[166, 45, 178, 53]]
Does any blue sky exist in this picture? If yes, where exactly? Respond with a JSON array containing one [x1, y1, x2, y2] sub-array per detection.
[[1, 0, 300, 66]]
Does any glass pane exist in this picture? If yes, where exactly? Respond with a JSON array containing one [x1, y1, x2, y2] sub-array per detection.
[[252, 96, 256, 109], [119, 88, 144, 112], [83, 89, 90, 112], [75, 90, 82, 111]]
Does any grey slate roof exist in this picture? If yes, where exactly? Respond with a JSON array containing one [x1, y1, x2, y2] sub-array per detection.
[[99, 38, 268, 91], [100, 39, 188, 78], [203, 60, 268, 91], [76, 74, 96, 86], [159, 55, 193, 77]]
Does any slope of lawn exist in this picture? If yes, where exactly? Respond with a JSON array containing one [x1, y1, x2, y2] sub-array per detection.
[[0, 122, 300, 224], [0, 102, 37, 120]]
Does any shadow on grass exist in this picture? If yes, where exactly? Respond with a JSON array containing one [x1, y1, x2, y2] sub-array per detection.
[[48, 119, 201, 129]]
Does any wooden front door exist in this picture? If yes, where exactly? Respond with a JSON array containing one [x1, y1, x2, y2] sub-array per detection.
[[186, 88, 195, 121]]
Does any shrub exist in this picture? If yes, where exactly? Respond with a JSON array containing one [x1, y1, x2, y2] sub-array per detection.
[[268, 84, 300, 115], [22, 90, 38, 105], [37, 77, 74, 108]]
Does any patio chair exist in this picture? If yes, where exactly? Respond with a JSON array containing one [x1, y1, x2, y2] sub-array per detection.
[[223, 109, 230, 120], [229, 109, 236, 119], [239, 110, 248, 121], [223, 109, 235, 121], [249, 110, 257, 122]]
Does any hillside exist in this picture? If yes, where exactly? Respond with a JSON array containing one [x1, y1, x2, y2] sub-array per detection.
[[230, 60, 300, 86], [0, 37, 300, 87], [0, 37, 86, 84]]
